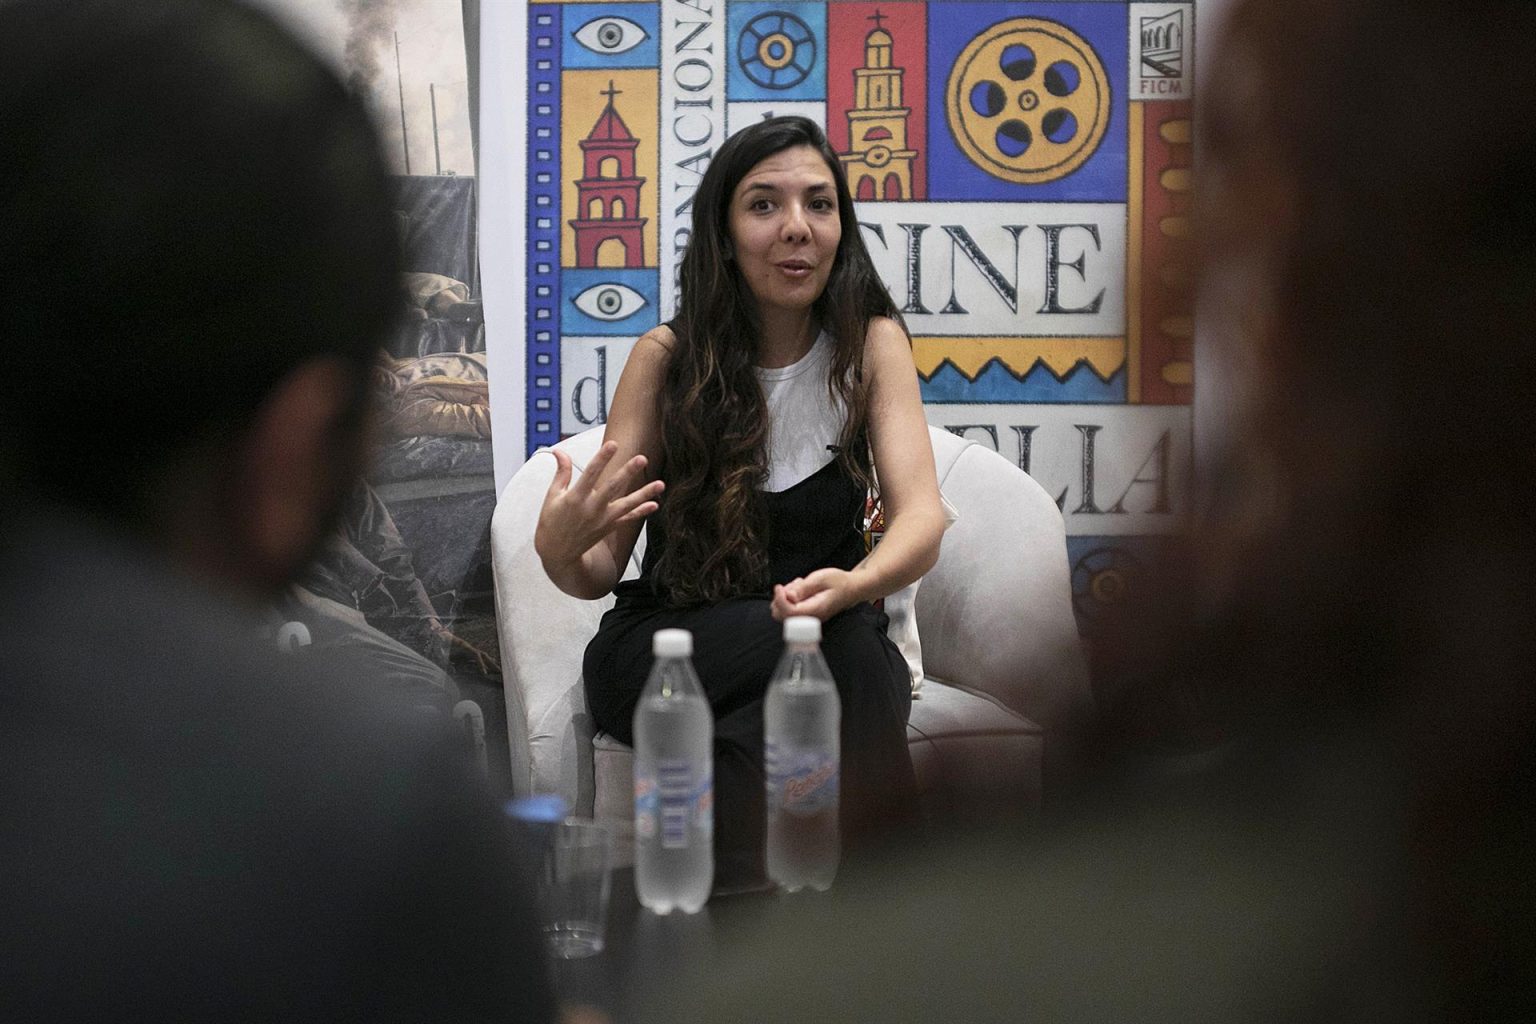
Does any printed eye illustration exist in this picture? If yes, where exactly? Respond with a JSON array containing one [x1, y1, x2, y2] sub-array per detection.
[[572, 283, 647, 321], [573, 16, 649, 55]]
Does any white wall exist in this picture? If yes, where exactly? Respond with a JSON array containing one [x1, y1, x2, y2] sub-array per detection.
[[479, 3, 528, 492]]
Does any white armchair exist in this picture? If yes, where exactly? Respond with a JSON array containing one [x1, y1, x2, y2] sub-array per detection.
[[491, 426, 1091, 838]]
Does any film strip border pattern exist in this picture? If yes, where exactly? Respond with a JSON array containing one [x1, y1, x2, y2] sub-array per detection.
[[527, 7, 564, 451]]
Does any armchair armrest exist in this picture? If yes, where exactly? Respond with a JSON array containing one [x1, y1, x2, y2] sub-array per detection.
[[491, 428, 629, 807], [916, 429, 1093, 741]]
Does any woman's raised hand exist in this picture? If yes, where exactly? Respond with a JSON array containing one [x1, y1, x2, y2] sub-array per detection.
[[534, 440, 663, 581]]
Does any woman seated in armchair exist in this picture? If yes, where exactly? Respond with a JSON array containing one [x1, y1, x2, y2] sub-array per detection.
[[533, 116, 945, 888]]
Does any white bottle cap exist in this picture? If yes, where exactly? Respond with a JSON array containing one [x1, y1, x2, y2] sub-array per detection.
[[783, 616, 821, 643], [653, 628, 693, 658]]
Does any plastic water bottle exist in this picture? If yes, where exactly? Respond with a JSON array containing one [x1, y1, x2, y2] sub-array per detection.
[[765, 615, 841, 892], [632, 628, 714, 913]]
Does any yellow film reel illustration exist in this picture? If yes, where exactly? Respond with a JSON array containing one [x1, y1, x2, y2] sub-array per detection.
[[946, 18, 1111, 184]]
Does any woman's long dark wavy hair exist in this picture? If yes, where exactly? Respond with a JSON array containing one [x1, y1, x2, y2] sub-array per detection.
[[654, 115, 902, 605]]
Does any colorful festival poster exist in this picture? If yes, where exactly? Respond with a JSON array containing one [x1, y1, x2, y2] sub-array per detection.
[[497, 0, 1199, 638]]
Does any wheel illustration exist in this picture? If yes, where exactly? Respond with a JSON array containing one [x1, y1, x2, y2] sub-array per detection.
[[946, 18, 1110, 184], [1071, 546, 1140, 624], [738, 11, 817, 90]]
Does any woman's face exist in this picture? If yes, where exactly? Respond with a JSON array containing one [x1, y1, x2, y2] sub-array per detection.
[[726, 144, 843, 317]]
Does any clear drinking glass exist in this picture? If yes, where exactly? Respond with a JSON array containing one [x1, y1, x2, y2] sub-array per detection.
[[537, 819, 615, 958]]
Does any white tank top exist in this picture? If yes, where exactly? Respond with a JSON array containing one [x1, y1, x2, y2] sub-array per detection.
[[755, 332, 845, 493]]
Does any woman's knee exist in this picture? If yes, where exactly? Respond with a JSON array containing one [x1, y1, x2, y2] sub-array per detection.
[[821, 608, 909, 717]]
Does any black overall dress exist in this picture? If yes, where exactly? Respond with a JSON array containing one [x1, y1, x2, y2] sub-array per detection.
[[582, 447, 918, 885]]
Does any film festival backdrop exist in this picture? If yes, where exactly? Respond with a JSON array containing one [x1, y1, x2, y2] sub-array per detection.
[[492, 0, 1197, 647]]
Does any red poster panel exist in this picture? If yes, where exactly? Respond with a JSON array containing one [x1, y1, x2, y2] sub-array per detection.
[[827, 2, 927, 200]]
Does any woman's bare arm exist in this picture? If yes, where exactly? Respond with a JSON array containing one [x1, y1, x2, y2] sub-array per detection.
[[772, 316, 944, 619]]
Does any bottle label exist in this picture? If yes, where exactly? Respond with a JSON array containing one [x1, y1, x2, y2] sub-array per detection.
[[694, 771, 713, 839], [767, 743, 839, 816], [659, 757, 709, 849], [634, 772, 658, 840]]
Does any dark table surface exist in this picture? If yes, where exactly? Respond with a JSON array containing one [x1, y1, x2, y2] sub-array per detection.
[[552, 867, 836, 1020]]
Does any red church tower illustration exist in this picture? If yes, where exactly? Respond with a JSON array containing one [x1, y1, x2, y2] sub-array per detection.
[[840, 10, 917, 200], [570, 82, 648, 269]]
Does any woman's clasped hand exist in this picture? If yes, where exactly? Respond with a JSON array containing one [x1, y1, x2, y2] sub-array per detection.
[[770, 569, 863, 622]]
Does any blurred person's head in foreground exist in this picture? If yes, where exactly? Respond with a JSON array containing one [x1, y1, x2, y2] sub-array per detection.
[[1089, 0, 1536, 1007], [1095, 0, 1536, 752], [628, 2, 1535, 1019], [0, 0, 400, 596], [0, 8, 559, 1020]]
